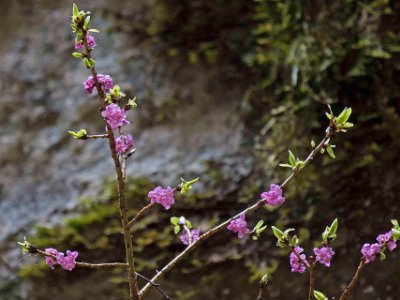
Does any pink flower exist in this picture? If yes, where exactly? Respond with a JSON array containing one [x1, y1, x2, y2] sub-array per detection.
[[361, 243, 381, 264], [261, 184, 285, 207], [57, 250, 79, 271], [44, 248, 59, 270], [387, 240, 397, 251], [313, 246, 334, 267], [75, 33, 96, 49], [376, 231, 392, 244], [44, 248, 79, 271], [227, 213, 250, 238], [83, 74, 113, 94], [115, 134, 134, 155], [102, 103, 130, 130], [180, 228, 200, 245], [290, 246, 309, 273], [148, 186, 175, 210]]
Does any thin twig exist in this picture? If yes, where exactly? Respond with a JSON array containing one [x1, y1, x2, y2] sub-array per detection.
[[140, 125, 335, 296], [339, 260, 365, 300], [125, 203, 155, 230], [308, 258, 315, 300], [82, 134, 109, 140], [33, 247, 128, 269], [136, 273, 174, 300], [82, 31, 142, 300], [256, 280, 268, 300]]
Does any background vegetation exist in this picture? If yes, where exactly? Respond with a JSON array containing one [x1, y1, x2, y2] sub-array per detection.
[[1, 0, 400, 299]]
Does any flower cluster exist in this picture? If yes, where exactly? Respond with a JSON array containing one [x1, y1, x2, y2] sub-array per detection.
[[290, 246, 309, 273], [180, 228, 200, 245], [313, 246, 335, 267], [148, 186, 175, 210], [115, 134, 134, 155], [261, 184, 285, 207], [75, 33, 96, 49], [227, 213, 250, 238], [83, 74, 113, 94], [45, 248, 79, 271], [361, 231, 397, 264], [101, 103, 130, 129]]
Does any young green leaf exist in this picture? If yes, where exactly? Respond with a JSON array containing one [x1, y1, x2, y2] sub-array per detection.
[[68, 129, 87, 139], [174, 226, 181, 234], [72, 52, 83, 58], [170, 217, 180, 226], [72, 3, 79, 16], [336, 107, 352, 124], [272, 226, 283, 239], [313, 290, 328, 300], [326, 146, 335, 159], [83, 16, 90, 30], [288, 150, 296, 166]]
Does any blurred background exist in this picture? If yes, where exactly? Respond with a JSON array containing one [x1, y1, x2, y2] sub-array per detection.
[[0, 0, 399, 299]]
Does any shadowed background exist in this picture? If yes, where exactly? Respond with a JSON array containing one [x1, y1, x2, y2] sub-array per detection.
[[0, 0, 399, 299]]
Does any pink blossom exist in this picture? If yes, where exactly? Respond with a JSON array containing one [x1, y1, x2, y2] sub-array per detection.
[[44, 248, 59, 270], [376, 231, 392, 244], [313, 246, 334, 267], [83, 74, 113, 94], [227, 213, 250, 238], [180, 228, 200, 245], [361, 243, 381, 264], [115, 134, 134, 155], [387, 240, 397, 251], [148, 186, 175, 210], [57, 250, 79, 271], [261, 184, 285, 207], [102, 103, 130, 130], [290, 246, 309, 273], [75, 33, 96, 49]]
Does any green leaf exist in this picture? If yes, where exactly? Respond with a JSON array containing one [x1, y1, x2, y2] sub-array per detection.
[[336, 107, 352, 124], [380, 251, 386, 261], [17, 237, 31, 254], [185, 220, 192, 229], [68, 129, 87, 139], [288, 150, 296, 166], [313, 290, 328, 300], [256, 225, 268, 235], [174, 226, 181, 235], [83, 16, 90, 30], [252, 236, 258, 240], [272, 226, 283, 239], [279, 163, 293, 169], [72, 52, 83, 58], [180, 177, 199, 195], [311, 140, 316, 148], [254, 220, 264, 230], [329, 219, 338, 235], [391, 219, 399, 229], [170, 217, 179, 226], [72, 3, 79, 16], [326, 146, 336, 159], [88, 29, 100, 33], [291, 235, 299, 247], [392, 228, 400, 241]]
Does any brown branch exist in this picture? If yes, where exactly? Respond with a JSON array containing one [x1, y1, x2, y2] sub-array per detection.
[[34, 247, 128, 269], [339, 259, 365, 300], [256, 280, 268, 300], [308, 258, 315, 300], [125, 203, 155, 230], [82, 134, 109, 140], [33, 246, 172, 298], [82, 31, 141, 300], [140, 125, 335, 297]]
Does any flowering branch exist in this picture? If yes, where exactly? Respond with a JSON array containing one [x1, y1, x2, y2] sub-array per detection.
[[139, 122, 338, 296], [69, 6, 141, 299]]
